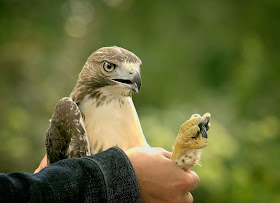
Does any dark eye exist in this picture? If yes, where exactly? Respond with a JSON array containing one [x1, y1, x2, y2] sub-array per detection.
[[103, 61, 116, 72]]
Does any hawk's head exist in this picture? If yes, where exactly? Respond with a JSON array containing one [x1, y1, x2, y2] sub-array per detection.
[[71, 46, 142, 103]]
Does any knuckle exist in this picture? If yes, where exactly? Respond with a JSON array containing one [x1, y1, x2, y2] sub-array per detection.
[[175, 178, 190, 191]]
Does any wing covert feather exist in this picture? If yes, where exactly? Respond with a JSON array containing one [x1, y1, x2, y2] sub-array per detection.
[[45, 97, 90, 164]]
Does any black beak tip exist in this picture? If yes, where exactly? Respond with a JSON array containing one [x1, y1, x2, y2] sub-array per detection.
[[133, 75, 142, 93]]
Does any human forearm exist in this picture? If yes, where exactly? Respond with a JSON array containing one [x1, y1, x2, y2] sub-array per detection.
[[1, 147, 140, 203]]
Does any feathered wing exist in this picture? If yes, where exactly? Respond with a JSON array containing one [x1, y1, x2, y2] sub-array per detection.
[[45, 97, 90, 164]]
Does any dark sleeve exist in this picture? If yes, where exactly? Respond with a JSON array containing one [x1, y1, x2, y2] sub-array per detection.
[[0, 147, 140, 203]]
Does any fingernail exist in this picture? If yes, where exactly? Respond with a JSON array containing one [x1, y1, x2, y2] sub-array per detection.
[[191, 170, 198, 176]]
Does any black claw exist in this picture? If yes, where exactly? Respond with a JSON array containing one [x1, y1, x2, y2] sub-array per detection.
[[199, 120, 208, 138], [197, 118, 209, 139], [192, 122, 203, 138], [196, 130, 201, 137], [202, 117, 209, 126], [201, 126, 208, 138], [192, 130, 200, 138], [202, 117, 210, 131], [191, 115, 211, 139]]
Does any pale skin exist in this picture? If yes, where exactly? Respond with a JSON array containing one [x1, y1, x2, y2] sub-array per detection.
[[35, 147, 200, 203]]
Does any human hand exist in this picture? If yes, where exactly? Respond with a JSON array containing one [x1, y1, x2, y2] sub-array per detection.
[[34, 154, 48, 173], [126, 147, 200, 203]]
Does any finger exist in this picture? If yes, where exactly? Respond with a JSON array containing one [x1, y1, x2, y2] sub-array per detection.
[[150, 147, 171, 158], [160, 151, 171, 159], [34, 154, 48, 174], [185, 192, 194, 203], [34, 168, 40, 174], [184, 170, 200, 192]]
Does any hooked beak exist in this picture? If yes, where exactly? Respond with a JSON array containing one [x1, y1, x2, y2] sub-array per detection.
[[112, 70, 142, 93]]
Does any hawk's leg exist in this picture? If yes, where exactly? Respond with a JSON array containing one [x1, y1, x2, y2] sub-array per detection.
[[171, 113, 211, 170], [45, 97, 91, 164]]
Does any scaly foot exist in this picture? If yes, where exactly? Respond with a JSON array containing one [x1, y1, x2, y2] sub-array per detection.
[[171, 113, 211, 170]]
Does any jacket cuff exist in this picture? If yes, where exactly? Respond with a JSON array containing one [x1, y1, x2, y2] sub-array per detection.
[[85, 147, 141, 202]]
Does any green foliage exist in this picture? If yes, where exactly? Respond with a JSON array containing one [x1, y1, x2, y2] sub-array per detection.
[[0, 0, 279, 202]]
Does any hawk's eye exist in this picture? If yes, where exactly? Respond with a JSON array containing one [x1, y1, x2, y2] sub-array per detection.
[[103, 61, 116, 72]]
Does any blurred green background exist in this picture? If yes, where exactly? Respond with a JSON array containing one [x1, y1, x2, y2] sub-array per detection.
[[1, 0, 279, 202]]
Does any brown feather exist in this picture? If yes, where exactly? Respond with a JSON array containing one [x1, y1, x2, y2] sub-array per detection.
[[70, 46, 141, 104]]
